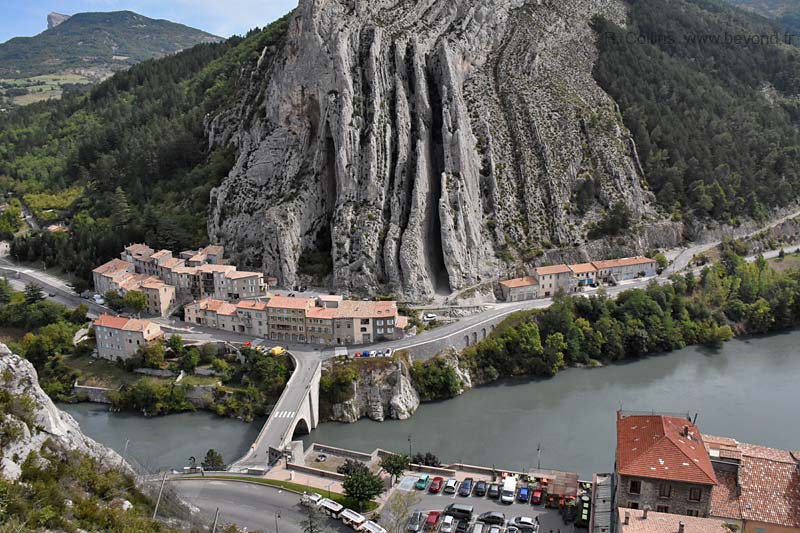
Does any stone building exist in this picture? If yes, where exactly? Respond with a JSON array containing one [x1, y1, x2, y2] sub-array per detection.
[[499, 276, 539, 302], [615, 411, 717, 517], [93, 314, 164, 361]]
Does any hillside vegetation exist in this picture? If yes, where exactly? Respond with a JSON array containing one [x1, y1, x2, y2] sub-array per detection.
[[0, 16, 290, 288], [593, 0, 800, 223], [0, 11, 221, 80]]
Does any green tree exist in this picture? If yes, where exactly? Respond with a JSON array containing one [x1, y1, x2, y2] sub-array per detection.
[[380, 490, 421, 533], [23, 282, 44, 304], [178, 347, 200, 372], [201, 448, 225, 470], [343, 468, 385, 511], [379, 453, 409, 484], [654, 253, 668, 270], [68, 304, 88, 325], [104, 290, 125, 311], [0, 277, 11, 306], [137, 341, 165, 369], [337, 458, 369, 476], [543, 333, 567, 376], [166, 334, 185, 356], [301, 503, 326, 533], [122, 290, 146, 315]]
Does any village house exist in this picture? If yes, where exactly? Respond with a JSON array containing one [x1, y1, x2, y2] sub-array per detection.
[[593, 256, 658, 284], [140, 279, 176, 318], [705, 435, 800, 533], [570, 262, 598, 287], [93, 314, 164, 361], [92, 258, 135, 296], [499, 276, 539, 302], [615, 411, 717, 517], [234, 300, 269, 337], [267, 296, 313, 343], [534, 264, 575, 297]]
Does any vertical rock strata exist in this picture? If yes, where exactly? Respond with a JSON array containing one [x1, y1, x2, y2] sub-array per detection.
[[209, 0, 659, 299]]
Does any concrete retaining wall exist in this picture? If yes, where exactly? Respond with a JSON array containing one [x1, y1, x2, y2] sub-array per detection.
[[311, 443, 373, 462], [409, 463, 457, 477], [185, 384, 217, 408], [74, 384, 113, 404], [134, 368, 176, 378], [287, 462, 346, 481]]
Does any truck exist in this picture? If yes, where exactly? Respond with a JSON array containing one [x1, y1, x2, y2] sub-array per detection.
[[500, 477, 517, 505]]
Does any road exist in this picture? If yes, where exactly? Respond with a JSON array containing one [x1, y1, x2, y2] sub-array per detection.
[[173, 479, 311, 533]]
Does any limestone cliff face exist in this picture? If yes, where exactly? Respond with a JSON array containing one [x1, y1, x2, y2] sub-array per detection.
[[324, 359, 420, 423], [0, 346, 128, 480], [209, 0, 670, 299]]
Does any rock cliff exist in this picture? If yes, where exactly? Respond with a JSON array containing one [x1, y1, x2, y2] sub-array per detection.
[[323, 358, 420, 423], [0, 346, 127, 480], [47, 12, 71, 29], [209, 0, 674, 299]]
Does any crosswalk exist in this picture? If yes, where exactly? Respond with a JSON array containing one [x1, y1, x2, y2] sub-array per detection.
[[271, 410, 296, 419]]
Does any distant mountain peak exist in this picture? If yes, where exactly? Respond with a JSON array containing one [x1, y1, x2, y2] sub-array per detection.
[[47, 12, 70, 30]]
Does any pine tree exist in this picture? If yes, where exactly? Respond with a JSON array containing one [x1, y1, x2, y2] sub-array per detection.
[[23, 282, 44, 305]]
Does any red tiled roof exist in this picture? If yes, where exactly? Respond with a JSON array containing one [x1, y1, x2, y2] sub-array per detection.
[[710, 471, 742, 520], [93, 314, 130, 330], [592, 256, 656, 270], [236, 300, 268, 311], [93, 258, 133, 276], [267, 296, 313, 310], [337, 300, 397, 319], [535, 264, 572, 276], [616, 412, 717, 485], [226, 270, 262, 279], [569, 262, 597, 274], [617, 508, 730, 533], [500, 276, 537, 289], [737, 445, 800, 527]]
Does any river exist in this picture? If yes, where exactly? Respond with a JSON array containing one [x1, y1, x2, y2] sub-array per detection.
[[62, 331, 800, 478]]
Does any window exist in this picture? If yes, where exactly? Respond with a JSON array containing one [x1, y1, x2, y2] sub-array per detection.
[[629, 480, 641, 494], [658, 483, 672, 498], [656, 505, 669, 513], [688, 487, 702, 502], [686, 510, 700, 517], [627, 502, 639, 509], [754, 528, 766, 533]]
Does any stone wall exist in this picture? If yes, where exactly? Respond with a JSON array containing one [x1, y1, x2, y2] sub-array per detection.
[[616, 475, 712, 516], [73, 383, 113, 404]]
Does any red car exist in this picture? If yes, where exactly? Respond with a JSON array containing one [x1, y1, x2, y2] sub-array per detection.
[[429, 476, 445, 493], [425, 511, 441, 531], [531, 489, 544, 505]]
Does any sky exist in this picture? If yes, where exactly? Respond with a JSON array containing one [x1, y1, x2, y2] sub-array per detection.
[[0, 0, 298, 43]]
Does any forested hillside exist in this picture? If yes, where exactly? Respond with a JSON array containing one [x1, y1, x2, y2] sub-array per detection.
[[593, 0, 800, 223], [0, 17, 290, 289], [0, 11, 221, 79]]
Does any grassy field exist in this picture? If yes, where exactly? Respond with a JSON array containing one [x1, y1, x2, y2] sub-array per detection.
[[65, 353, 143, 388], [0, 74, 92, 106], [768, 253, 800, 272]]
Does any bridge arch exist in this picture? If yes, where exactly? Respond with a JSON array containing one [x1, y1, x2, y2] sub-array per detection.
[[481, 328, 487, 339], [464, 335, 470, 346], [472, 331, 478, 344], [292, 417, 311, 439]]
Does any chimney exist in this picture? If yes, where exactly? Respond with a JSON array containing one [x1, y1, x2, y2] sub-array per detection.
[[678, 522, 685, 533], [643, 506, 649, 519], [623, 512, 630, 525], [683, 425, 689, 437]]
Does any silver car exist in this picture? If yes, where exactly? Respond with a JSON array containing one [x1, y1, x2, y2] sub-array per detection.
[[407, 510, 424, 532]]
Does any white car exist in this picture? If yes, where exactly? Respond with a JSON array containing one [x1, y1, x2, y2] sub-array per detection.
[[384, 348, 393, 357], [440, 515, 456, 533], [443, 479, 459, 494], [423, 313, 438, 321]]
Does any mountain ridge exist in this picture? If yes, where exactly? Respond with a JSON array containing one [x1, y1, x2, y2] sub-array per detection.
[[0, 10, 222, 81]]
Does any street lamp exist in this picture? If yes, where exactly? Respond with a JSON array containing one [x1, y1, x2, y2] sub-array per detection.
[[326, 481, 334, 498], [274, 511, 281, 533], [408, 434, 412, 457]]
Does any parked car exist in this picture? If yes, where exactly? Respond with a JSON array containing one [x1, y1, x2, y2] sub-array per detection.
[[415, 474, 430, 490], [270, 346, 286, 356], [424, 512, 440, 531], [440, 515, 456, 533], [384, 348, 393, 357], [288, 293, 296, 297], [369, 350, 378, 357], [444, 479, 459, 494], [455, 520, 469, 533], [458, 478, 474, 496], [423, 313, 438, 321], [530, 489, 543, 505], [471, 523, 485, 533], [487, 527, 501, 533], [516, 487, 530, 503], [407, 511, 424, 532], [429, 477, 444, 493], [478, 512, 506, 526], [354, 352, 362, 358], [487, 483, 500, 499], [473, 480, 487, 497], [510, 517, 536, 530]]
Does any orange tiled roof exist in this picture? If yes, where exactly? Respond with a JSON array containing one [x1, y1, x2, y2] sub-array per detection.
[[737, 443, 800, 527], [569, 262, 597, 274], [159, 257, 184, 269], [94, 314, 130, 330], [617, 508, 730, 533], [396, 315, 409, 329], [616, 412, 717, 485], [196, 264, 236, 274], [710, 471, 742, 520], [307, 306, 338, 319], [535, 264, 572, 276], [93, 258, 133, 276], [337, 300, 397, 319], [226, 270, 262, 279], [500, 276, 538, 289], [124, 243, 153, 257], [236, 300, 268, 311], [267, 296, 314, 310], [150, 250, 171, 260], [592, 256, 656, 270]]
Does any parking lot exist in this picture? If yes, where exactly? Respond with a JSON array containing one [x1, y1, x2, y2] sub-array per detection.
[[396, 476, 587, 533]]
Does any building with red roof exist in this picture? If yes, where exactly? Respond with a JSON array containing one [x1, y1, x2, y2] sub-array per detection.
[[616, 411, 717, 517], [93, 314, 163, 362]]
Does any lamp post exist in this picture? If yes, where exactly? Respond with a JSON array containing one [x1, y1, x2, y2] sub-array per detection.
[[408, 434, 412, 457], [274, 511, 281, 533]]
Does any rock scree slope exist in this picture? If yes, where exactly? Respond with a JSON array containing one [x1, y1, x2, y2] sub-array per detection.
[[209, 0, 672, 299]]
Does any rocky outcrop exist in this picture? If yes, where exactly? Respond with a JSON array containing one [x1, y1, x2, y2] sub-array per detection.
[[0, 346, 128, 480], [325, 359, 420, 423], [47, 12, 71, 29], [209, 0, 674, 300]]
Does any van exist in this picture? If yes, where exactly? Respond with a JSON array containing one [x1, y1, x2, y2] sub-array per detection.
[[500, 477, 517, 504], [443, 503, 474, 521]]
